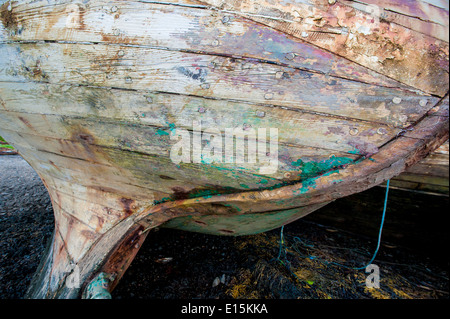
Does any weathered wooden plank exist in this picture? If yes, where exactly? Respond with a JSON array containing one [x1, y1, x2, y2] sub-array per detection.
[[53, 200, 102, 263], [160, 201, 331, 236], [0, 99, 399, 158], [340, 0, 449, 41], [420, 153, 449, 166], [2, 131, 185, 196], [0, 43, 438, 127], [393, 172, 449, 186], [405, 163, 449, 177], [18, 96, 447, 300], [389, 138, 448, 195], [42, 175, 157, 219], [196, 0, 449, 96], [385, 179, 449, 194], [0, 81, 400, 141], [0, 121, 361, 196], [52, 189, 137, 236], [0, 0, 423, 88], [10, 135, 271, 194], [432, 140, 449, 154], [0, 120, 364, 187], [0, 82, 401, 158], [133, 112, 448, 225]]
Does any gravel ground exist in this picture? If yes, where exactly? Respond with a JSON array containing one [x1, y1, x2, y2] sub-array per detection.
[[0, 155, 54, 299], [0, 154, 448, 300]]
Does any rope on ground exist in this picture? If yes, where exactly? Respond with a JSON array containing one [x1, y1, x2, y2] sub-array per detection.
[[273, 180, 391, 275]]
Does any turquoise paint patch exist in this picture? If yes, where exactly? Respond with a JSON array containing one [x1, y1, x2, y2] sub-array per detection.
[[152, 156, 354, 206], [292, 156, 354, 180], [153, 197, 172, 205], [156, 129, 169, 136], [293, 169, 341, 195], [156, 122, 176, 136], [349, 148, 361, 155]]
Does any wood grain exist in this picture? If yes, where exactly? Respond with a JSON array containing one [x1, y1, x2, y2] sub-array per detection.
[[196, 0, 449, 96], [0, 42, 437, 127], [0, 0, 445, 298]]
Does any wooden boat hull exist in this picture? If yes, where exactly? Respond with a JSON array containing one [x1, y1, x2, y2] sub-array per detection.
[[0, 0, 448, 298], [386, 141, 449, 195]]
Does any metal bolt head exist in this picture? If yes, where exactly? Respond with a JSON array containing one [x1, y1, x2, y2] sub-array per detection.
[[264, 92, 274, 100], [398, 114, 408, 123], [285, 52, 296, 60], [377, 127, 388, 135], [392, 97, 402, 104], [349, 127, 359, 136], [222, 16, 231, 24], [275, 71, 284, 79], [256, 110, 265, 118], [419, 99, 428, 107]]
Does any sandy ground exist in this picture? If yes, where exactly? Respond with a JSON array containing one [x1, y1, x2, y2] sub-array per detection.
[[0, 155, 448, 299]]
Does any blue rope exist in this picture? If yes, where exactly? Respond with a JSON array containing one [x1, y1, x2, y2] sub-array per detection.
[[276, 179, 390, 271]]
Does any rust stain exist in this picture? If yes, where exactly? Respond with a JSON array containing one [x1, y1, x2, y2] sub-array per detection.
[[49, 160, 59, 170], [76, 133, 95, 144], [159, 175, 176, 180], [18, 116, 37, 133], [100, 33, 140, 46], [65, 126, 103, 162], [90, 185, 120, 195], [219, 229, 235, 235], [95, 215, 105, 233], [119, 197, 136, 217], [0, 97, 5, 109], [54, 225, 68, 256], [171, 186, 189, 200], [0, 1, 18, 30], [100, 224, 147, 291], [80, 229, 97, 241]]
